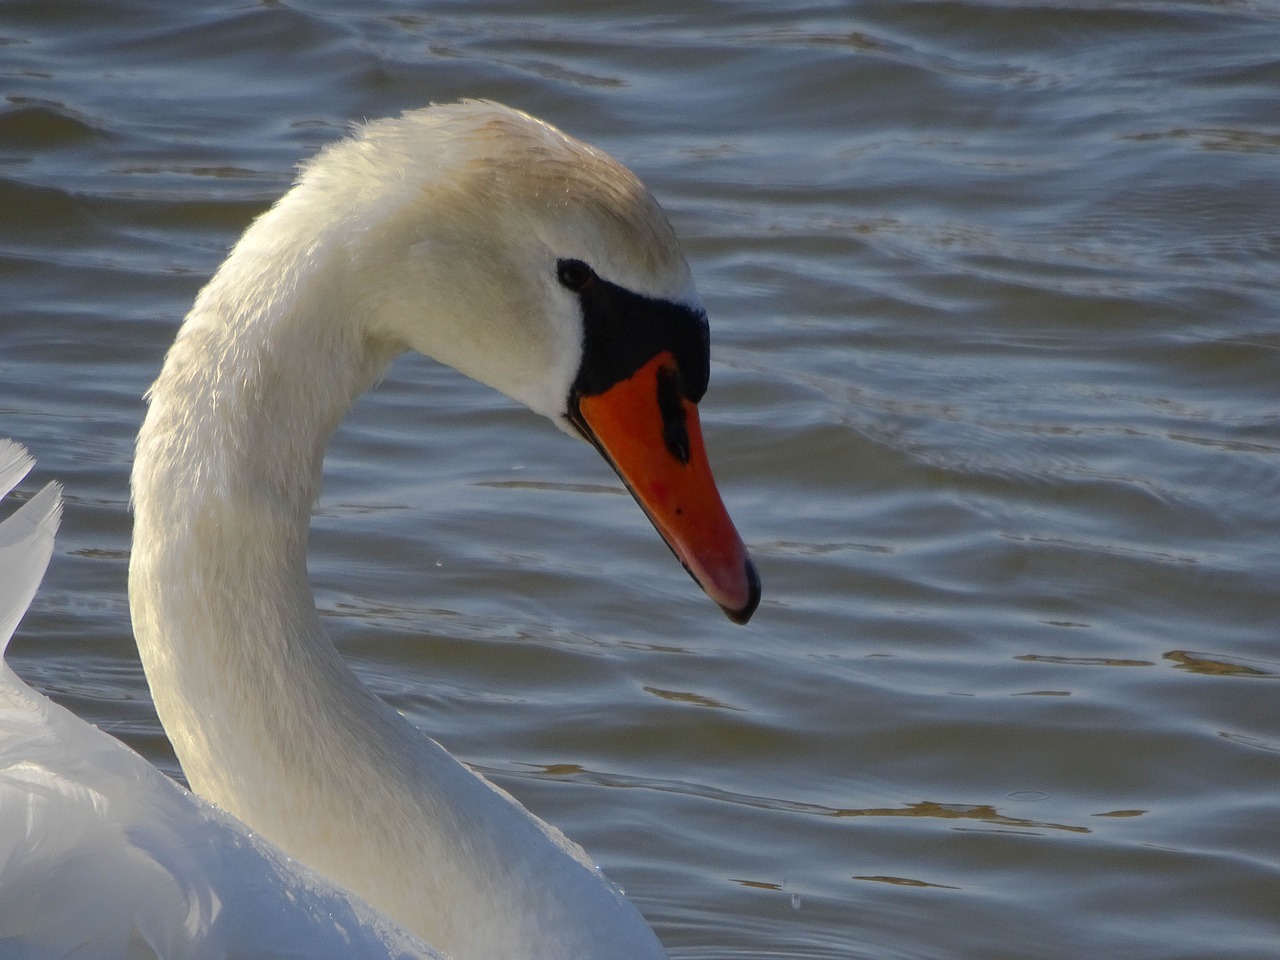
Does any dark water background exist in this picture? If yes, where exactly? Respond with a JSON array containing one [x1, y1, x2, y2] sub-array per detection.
[[2, 2, 1278, 957]]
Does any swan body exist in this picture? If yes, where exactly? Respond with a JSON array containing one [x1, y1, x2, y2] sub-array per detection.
[[125, 100, 758, 960], [0, 440, 443, 960]]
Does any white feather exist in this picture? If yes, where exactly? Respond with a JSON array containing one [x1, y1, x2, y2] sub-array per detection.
[[0, 439, 446, 960]]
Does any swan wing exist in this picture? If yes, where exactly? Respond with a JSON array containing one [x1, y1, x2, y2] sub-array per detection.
[[0, 441, 448, 960], [0, 439, 61, 655]]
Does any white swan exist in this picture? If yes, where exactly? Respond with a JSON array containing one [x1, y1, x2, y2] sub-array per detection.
[[128, 101, 760, 960], [0, 439, 442, 959]]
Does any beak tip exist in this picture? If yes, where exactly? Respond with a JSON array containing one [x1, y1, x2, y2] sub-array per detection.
[[718, 557, 761, 625]]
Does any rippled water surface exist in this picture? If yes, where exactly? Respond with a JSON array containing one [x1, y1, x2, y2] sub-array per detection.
[[3, 2, 1279, 958]]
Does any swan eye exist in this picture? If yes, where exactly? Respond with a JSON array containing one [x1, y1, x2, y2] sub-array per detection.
[[556, 259, 594, 292]]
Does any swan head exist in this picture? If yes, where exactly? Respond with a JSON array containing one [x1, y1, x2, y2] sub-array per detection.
[[299, 101, 760, 622]]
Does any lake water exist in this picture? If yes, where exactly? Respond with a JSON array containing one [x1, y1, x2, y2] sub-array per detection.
[[2, 2, 1278, 957]]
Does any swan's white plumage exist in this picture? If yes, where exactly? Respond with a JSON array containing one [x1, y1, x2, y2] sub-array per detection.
[[0, 440, 444, 960], [130, 102, 685, 959]]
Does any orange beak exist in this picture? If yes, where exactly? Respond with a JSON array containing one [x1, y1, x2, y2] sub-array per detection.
[[569, 352, 760, 623]]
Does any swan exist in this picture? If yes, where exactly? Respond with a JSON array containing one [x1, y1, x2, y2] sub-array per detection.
[[128, 100, 761, 960], [0, 439, 442, 959]]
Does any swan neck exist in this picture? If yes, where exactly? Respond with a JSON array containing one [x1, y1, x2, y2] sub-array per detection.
[[129, 212, 401, 801]]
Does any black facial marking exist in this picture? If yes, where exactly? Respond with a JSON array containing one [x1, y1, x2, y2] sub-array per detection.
[[656, 364, 691, 464], [561, 258, 710, 403]]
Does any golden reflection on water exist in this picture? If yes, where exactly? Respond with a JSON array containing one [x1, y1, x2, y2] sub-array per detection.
[[644, 686, 740, 710], [1165, 650, 1278, 679], [828, 800, 1089, 834], [1015, 654, 1155, 667], [533, 761, 1094, 835], [851, 875, 960, 890]]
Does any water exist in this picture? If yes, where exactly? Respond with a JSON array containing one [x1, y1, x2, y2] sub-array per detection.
[[2, 2, 1279, 957]]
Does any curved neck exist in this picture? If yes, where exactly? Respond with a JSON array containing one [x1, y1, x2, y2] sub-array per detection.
[[129, 217, 400, 801], [128, 226, 474, 936]]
